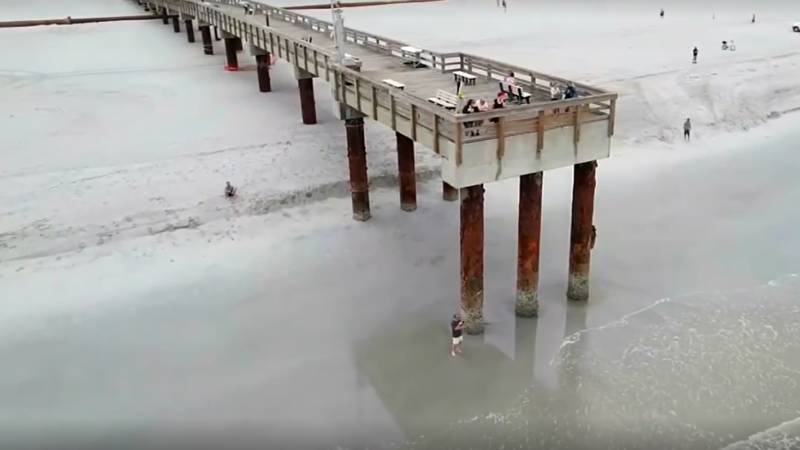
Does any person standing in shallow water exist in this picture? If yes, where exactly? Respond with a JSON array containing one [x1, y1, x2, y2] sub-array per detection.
[[683, 118, 692, 141], [692, 47, 698, 64], [451, 314, 465, 356]]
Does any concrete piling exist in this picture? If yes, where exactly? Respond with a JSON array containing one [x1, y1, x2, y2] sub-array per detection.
[[255, 54, 272, 92], [161, 8, 169, 24], [442, 182, 458, 201], [199, 25, 213, 55], [171, 15, 180, 32], [298, 78, 317, 125], [567, 161, 597, 301], [224, 36, 240, 70], [396, 132, 417, 212], [185, 20, 194, 42], [460, 184, 485, 335], [515, 172, 543, 317], [214, 27, 220, 41], [346, 117, 371, 221]]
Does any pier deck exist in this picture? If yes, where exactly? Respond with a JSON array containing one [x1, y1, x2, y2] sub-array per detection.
[[157, 0, 617, 188]]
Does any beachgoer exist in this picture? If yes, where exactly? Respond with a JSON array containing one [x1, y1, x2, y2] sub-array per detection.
[[692, 47, 698, 64], [683, 118, 692, 141], [660, 8, 664, 18], [504, 72, 516, 85], [451, 314, 465, 355], [225, 181, 237, 197], [501, 0, 506, 12]]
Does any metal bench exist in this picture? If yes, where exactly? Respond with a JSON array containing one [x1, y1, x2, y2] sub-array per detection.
[[453, 70, 477, 86], [500, 81, 531, 104], [428, 89, 459, 110], [383, 79, 405, 90]]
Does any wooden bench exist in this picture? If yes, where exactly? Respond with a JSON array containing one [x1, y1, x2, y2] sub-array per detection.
[[499, 81, 531, 104], [401, 46, 423, 68], [428, 89, 459, 110], [383, 79, 405, 90], [453, 70, 477, 86]]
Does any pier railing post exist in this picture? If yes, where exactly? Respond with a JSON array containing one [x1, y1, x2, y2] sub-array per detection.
[[516, 172, 543, 317], [567, 161, 597, 301], [460, 184, 485, 335]]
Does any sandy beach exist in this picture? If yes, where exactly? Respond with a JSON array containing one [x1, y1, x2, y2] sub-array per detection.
[[1, 0, 800, 448]]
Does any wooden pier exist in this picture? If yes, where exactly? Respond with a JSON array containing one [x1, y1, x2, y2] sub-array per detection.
[[137, 0, 618, 329]]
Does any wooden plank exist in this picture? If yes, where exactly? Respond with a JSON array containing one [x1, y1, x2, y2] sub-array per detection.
[[410, 104, 417, 140], [433, 116, 440, 154], [355, 78, 362, 110], [371, 86, 378, 120], [303, 46, 309, 72], [608, 99, 616, 137], [390, 96, 396, 129], [497, 117, 505, 160], [536, 110, 545, 152], [573, 106, 582, 148]]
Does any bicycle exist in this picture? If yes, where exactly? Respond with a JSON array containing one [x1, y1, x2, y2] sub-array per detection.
[[721, 40, 737, 51]]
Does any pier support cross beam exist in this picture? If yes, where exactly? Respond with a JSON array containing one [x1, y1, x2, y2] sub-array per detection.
[[396, 132, 417, 212], [199, 25, 213, 55], [567, 161, 597, 301], [516, 172, 544, 317], [460, 184, 485, 335], [346, 117, 371, 221], [443, 182, 458, 201]]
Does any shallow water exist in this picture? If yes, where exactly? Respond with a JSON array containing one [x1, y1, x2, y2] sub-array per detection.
[[370, 274, 800, 450]]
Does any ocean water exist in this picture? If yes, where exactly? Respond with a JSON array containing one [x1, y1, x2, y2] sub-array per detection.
[[379, 274, 800, 450]]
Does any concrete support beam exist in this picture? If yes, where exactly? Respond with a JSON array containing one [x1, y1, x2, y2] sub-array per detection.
[[460, 185, 485, 335], [396, 132, 417, 212], [567, 161, 597, 301], [297, 70, 316, 124], [442, 182, 458, 201], [516, 172, 543, 318], [214, 27, 221, 41], [199, 25, 213, 55], [171, 15, 180, 33], [185, 20, 195, 43], [224, 36, 240, 71], [346, 118, 371, 221]]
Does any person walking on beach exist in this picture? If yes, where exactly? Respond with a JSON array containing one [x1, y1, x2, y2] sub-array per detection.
[[692, 47, 698, 64], [501, 0, 507, 12], [660, 8, 664, 18], [451, 314, 465, 356], [683, 118, 692, 141]]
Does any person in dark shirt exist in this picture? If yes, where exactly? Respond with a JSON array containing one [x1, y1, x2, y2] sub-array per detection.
[[225, 181, 237, 198], [451, 314, 465, 356]]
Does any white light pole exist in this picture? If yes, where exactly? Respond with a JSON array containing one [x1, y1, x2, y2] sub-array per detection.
[[330, 0, 346, 64]]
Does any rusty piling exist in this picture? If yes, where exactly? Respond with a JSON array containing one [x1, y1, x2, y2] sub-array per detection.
[[443, 182, 458, 201], [298, 78, 317, 125], [200, 25, 213, 55], [396, 132, 417, 212], [346, 117, 371, 221], [171, 15, 180, 32], [255, 54, 272, 92], [567, 161, 597, 301], [460, 185, 485, 335], [185, 20, 194, 43], [516, 172, 543, 317], [224, 37, 239, 71]]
